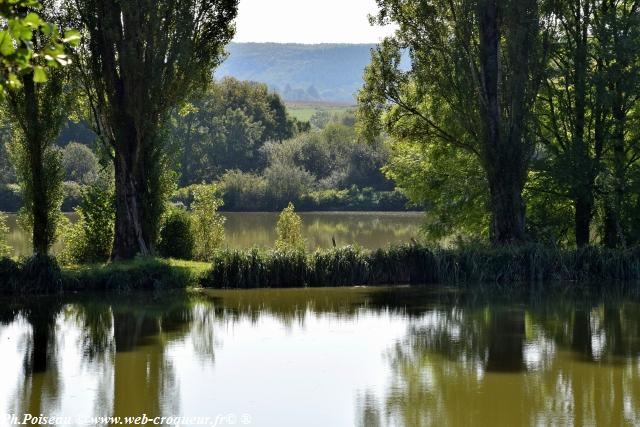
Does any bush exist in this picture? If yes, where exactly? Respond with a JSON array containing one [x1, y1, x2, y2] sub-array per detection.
[[218, 170, 267, 211], [159, 208, 195, 260], [0, 257, 19, 292], [191, 184, 226, 261], [19, 254, 63, 294], [62, 181, 83, 211], [60, 172, 115, 264], [275, 202, 305, 251], [62, 258, 202, 291]]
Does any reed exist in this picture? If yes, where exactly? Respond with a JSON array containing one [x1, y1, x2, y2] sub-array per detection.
[[202, 244, 640, 289]]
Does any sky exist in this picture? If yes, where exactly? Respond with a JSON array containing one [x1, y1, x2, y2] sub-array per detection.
[[233, 0, 395, 44]]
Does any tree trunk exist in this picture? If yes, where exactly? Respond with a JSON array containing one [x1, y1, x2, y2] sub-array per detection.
[[23, 75, 49, 256], [478, 0, 530, 245], [112, 148, 152, 260], [488, 172, 527, 244], [574, 196, 592, 247]]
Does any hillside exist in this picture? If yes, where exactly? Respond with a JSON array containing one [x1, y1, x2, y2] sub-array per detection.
[[215, 43, 378, 104]]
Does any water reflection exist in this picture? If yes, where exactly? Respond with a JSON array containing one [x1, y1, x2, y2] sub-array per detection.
[[1, 287, 640, 426], [6, 212, 424, 257]]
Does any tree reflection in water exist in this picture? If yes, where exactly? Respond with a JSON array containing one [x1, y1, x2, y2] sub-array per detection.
[[1, 287, 640, 426], [362, 292, 640, 427]]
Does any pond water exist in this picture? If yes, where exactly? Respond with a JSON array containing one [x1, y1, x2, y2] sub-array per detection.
[[1, 286, 640, 426], [5, 212, 424, 257]]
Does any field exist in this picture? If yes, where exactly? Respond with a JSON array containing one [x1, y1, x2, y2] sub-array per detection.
[[285, 101, 355, 122]]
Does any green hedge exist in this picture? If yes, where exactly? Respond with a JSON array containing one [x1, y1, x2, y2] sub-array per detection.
[[202, 244, 640, 289]]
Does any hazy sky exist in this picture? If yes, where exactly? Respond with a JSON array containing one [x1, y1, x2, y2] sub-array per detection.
[[233, 0, 395, 44]]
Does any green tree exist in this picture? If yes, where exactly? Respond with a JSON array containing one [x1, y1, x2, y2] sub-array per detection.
[[191, 184, 225, 260], [61, 169, 115, 263], [275, 202, 304, 252], [62, 141, 98, 184], [359, 0, 550, 244], [75, 0, 238, 259], [4, 1, 78, 255], [171, 78, 300, 186]]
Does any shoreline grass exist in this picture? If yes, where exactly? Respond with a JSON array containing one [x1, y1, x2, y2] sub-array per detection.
[[1, 244, 639, 294]]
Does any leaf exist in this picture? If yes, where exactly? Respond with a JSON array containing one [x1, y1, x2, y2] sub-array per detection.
[[0, 31, 16, 56], [63, 30, 81, 46], [33, 66, 47, 83]]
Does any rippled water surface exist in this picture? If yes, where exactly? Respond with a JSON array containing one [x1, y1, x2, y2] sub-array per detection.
[[1, 286, 640, 426]]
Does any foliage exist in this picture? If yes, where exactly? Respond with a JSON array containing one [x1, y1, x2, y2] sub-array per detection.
[[60, 171, 114, 264], [264, 162, 315, 210], [218, 169, 267, 211], [0, 211, 11, 257], [62, 142, 98, 185], [158, 207, 195, 260], [19, 253, 62, 294], [383, 139, 489, 239], [75, 0, 238, 259], [8, 138, 65, 253], [191, 184, 226, 261], [0, 0, 80, 97], [0, 256, 19, 291], [62, 258, 205, 292], [360, 0, 550, 244], [275, 203, 305, 252], [171, 77, 302, 185]]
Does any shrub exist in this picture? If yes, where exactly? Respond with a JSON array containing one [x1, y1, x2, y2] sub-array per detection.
[[218, 170, 267, 211], [60, 171, 115, 264], [62, 142, 99, 185], [264, 162, 314, 210], [19, 254, 63, 294], [159, 207, 195, 260], [192, 184, 226, 261], [275, 202, 305, 252], [62, 258, 202, 291], [62, 181, 83, 211], [0, 257, 19, 292]]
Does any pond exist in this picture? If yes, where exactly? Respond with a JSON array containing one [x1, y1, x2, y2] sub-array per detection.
[[5, 212, 424, 257], [1, 286, 639, 426]]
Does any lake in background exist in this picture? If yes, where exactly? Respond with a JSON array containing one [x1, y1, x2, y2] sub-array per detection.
[[1, 286, 639, 426], [5, 212, 424, 257]]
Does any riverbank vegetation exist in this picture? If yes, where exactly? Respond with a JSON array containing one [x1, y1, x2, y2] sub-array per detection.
[[0, 0, 640, 291]]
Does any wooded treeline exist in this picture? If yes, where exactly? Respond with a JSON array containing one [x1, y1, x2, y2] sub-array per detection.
[[360, 0, 640, 248], [1, 0, 640, 266]]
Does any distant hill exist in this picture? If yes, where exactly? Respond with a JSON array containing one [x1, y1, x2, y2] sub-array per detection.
[[215, 43, 379, 104]]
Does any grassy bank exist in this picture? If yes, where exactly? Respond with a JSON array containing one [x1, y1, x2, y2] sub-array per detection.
[[202, 244, 640, 289], [2, 244, 639, 294], [0, 257, 209, 294]]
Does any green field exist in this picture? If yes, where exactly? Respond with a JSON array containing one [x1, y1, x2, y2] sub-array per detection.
[[286, 101, 355, 122]]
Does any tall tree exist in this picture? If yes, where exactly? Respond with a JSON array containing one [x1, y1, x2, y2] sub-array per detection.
[[74, 0, 238, 259], [359, 0, 550, 244], [5, 2, 77, 255], [597, 0, 640, 247], [534, 0, 603, 247]]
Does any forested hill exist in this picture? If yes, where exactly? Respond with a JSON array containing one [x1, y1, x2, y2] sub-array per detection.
[[215, 43, 377, 104]]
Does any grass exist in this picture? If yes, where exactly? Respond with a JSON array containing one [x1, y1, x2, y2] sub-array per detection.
[[1, 256, 210, 294], [2, 244, 640, 294], [202, 244, 640, 289]]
